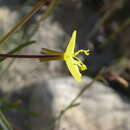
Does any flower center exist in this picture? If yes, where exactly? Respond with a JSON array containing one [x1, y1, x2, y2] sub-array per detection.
[[64, 49, 89, 71], [74, 57, 87, 71]]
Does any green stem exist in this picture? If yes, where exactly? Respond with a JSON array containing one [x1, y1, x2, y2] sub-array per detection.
[[0, 110, 13, 130], [0, 54, 61, 59], [0, 41, 35, 62], [22, 0, 61, 42]]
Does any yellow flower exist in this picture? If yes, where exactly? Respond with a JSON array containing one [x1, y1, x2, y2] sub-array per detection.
[[64, 30, 89, 81], [40, 30, 90, 81]]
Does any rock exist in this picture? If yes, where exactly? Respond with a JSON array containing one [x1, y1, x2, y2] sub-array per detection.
[[30, 76, 130, 130]]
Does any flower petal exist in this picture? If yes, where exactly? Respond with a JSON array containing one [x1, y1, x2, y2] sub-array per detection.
[[41, 48, 63, 55], [65, 57, 82, 81], [65, 30, 77, 54]]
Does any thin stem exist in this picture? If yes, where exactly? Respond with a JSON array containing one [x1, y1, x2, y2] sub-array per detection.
[[21, 0, 60, 42], [0, 41, 35, 62], [0, 0, 49, 45], [0, 54, 62, 59], [0, 109, 13, 130]]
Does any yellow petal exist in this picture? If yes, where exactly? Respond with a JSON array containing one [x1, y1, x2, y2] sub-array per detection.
[[65, 30, 77, 54], [65, 57, 82, 81], [41, 48, 62, 55]]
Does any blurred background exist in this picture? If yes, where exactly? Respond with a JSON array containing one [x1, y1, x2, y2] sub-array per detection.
[[0, 0, 130, 130]]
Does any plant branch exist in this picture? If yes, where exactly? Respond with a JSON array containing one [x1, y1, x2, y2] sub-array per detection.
[[0, 54, 62, 59], [0, 41, 35, 62], [0, 110, 13, 130]]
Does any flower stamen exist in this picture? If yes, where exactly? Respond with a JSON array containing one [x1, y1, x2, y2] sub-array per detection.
[[74, 57, 87, 71], [74, 49, 90, 56]]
